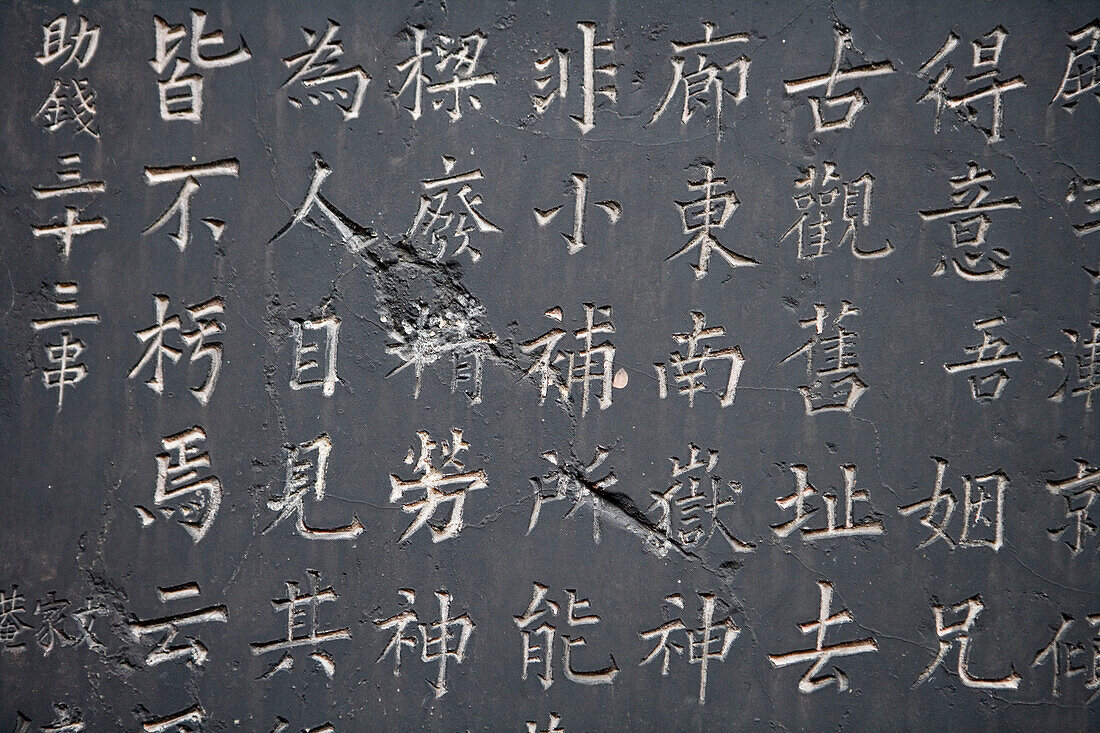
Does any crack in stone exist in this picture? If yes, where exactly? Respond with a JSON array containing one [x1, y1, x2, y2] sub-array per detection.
[[263, 154, 756, 589]]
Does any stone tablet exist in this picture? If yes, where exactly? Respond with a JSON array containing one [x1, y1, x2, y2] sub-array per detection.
[[0, 1, 1097, 730]]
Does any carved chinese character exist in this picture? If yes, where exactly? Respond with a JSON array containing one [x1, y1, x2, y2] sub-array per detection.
[[269, 155, 377, 253], [918, 26, 1026, 142], [654, 311, 744, 408], [913, 595, 1020, 689], [281, 21, 370, 120], [533, 21, 616, 134], [1047, 324, 1100, 410], [920, 162, 1021, 281], [389, 429, 487, 543], [768, 580, 878, 693], [127, 295, 224, 405], [1046, 460, 1100, 557], [385, 301, 497, 405], [670, 162, 757, 279], [1052, 21, 1100, 112], [783, 24, 895, 133], [783, 162, 891, 259], [251, 571, 350, 678], [37, 15, 99, 69], [771, 464, 883, 541], [135, 426, 222, 543], [647, 444, 753, 557], [514, 582, 618, 690], [648, 22, 749, 139], [33, 592, 73, 656], [533, 173, 621, 255], [289, 315, 340, 396], [375, 588, 474, 698], [1067, 177, 1100, 239], [521, 305, 618, 415], [31, 283, 100, 410], [150, 10, 251, 122], [639, 591, 739, 704], [264, 434, 362, 540], [1031, 612, 1100, 700], [780, 301, 866, 414], [127, 583, 227, 667], [0, 585, 33, 651], [527, 446, 617, 544], [393, 27, 496, 121], [34, 79, 98, 139], [143, 159, 239, 251], [69, 598, 107, 653], [408, 155, 500, 262], [32, 154, 106, 260], [943, 316, 1021, 402], [898, 457, 1007, 551]]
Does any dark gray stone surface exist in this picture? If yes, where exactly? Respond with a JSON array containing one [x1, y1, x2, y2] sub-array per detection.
[[1, 1, 1097, 730]]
